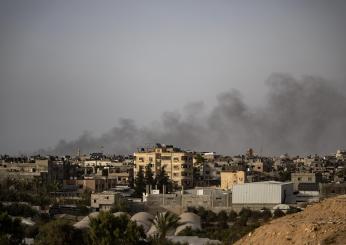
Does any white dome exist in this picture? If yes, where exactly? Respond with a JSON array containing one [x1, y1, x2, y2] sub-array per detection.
[[146, 225, 158, 237], [175, 223, 201, 235], [131, 212, 153, 225], [131, 212, 154, 232], [73, 212, 99, 229], [179, 212, 201, 225], [113, 212, 130, 218]]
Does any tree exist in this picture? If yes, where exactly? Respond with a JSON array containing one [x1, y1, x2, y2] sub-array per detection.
[[134, 167, 146, 197], [89, 212, 145, 245], [34, 219, 84, 245], [155, 167, 170, 193], [217, 210, 228, 229], [228, 210, 238, 222], [110, 196, 129, 213], [194, 154, 205, 164], [260, 208, 272, 221], [0, 212, 24, 245], [236, 208, 252, 227], [192, 167, 201, 187], [150, 212, 180, 242], [286, 206, 301, 214], [145, 164, 155, 187], [273, 209, 285, 218], [0, 203, 38, 218]]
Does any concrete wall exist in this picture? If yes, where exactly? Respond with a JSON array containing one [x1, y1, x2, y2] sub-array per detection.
[[91, 192, 117, 210]]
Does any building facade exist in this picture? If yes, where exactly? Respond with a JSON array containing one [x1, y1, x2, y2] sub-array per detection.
[[291, 172, 322, 191], [232, 181, 294, 204], [134, 144, 193, 188], [220, 171, 245, 190], [91, 191, 118, 211]]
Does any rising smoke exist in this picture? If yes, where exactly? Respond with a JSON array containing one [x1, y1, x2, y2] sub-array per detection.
[[41, 74, 346, 156]]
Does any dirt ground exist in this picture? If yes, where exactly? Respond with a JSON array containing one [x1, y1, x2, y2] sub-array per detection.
[[234, 195, 346, 245]]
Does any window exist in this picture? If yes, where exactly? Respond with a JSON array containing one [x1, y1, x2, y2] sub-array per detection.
[[162, 156, 171, 160], [308, 177, 312, 181], [139, 157, 144, 162], [94, 199, 96, 203], [298, 177, 301, 181]]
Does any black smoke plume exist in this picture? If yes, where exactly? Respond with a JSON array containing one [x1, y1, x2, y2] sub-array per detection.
[[40, 74, 346, 156]]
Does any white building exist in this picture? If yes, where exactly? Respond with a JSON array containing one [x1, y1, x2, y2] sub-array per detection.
[[232, 181, 294, 204]]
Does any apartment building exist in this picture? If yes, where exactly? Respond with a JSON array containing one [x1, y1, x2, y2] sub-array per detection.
[[134, 144, 193, 188], [220, 171, 245, 190]]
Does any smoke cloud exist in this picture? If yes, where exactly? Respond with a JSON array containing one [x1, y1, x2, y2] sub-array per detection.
[[40, 74, 346, 156]]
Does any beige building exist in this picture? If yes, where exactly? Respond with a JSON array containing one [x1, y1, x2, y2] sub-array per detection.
[[220, 171, 245, 190], [291, 172, 322, 191], [134, 144, 193, 188], [91, 191, 118, 211], [64, 176, 117, 193]]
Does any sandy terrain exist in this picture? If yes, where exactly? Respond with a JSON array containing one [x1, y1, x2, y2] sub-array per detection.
[[235, 195, 346, 245]]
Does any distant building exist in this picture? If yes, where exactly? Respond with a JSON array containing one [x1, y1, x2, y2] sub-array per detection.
[[220, 171, 245, 190], [291, 172, 322, 191], [232, 181, 294, 204], [63, 176, 117, 192], [336, 150, 346, 160], [91, 191, 118, 211], [320, 183, 346, 198], [134, 144, 193, 188], [248, 159, 272, 173]]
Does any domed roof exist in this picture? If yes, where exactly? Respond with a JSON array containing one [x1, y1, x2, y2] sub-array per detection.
[[131, 212, 153, 224], [131, 212, 154, 232], [134, 220, 151, 233], [179, 212, 201, 225], [146, 225, 158, 237], [175, 223, 201, 235], [113, 212, 130, 218], [73, 212, 99, 229]]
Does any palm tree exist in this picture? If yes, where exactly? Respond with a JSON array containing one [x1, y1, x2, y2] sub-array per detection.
[[150, 212, 181, 241]]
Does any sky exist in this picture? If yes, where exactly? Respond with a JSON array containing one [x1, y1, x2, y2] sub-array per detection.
[[1, 0, 346, 155]]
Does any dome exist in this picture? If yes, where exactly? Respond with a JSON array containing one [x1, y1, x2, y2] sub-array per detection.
[[175, 223, 201, 235], [131, 212, 154, 232], [146, 225, 158, 237], [131, 212, 154, 224], [179, 212, 201, 225], [73, 212, 99, 229], [113, 212, 130, 218]]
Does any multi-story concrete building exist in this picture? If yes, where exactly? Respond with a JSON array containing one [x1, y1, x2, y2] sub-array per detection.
[[291, 172, 322, 191], [134, 144, 193, 188], [91, 191, 118, 211], [248, 159, 272, 173], [220, 171, 245, 190]]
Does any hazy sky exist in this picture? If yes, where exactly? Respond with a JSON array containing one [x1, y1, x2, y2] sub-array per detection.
[[1, 0, 346, 155]]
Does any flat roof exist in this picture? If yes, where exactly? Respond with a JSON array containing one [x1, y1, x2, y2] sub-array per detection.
[[242, 181, 293, 185]]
